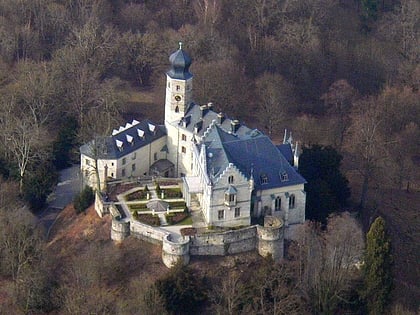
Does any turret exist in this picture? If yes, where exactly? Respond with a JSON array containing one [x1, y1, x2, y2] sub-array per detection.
[[165, 42, 193, 125]]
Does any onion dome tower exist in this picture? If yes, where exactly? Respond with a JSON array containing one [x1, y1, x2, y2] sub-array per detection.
[[165, 42, 193, 124]]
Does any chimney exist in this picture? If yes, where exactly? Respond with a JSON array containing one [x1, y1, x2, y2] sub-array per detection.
[[231, 119, 240, 133], [200, 105, 209, 118], [217, 112, 225, 125]]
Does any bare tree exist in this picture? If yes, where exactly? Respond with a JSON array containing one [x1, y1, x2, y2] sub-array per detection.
[[0, 98, 50, 192], [0, 202, 42, 281], [296, 213, 364, 314], [210, 270, 245, 315], [256, 72, 295, 137], [347, 96, 388, 209], [193, 0, 221, 36], [321, 79, 358, 150]]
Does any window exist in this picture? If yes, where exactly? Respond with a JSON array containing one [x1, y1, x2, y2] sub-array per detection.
[[275, 197, 281, 211], [260, 174, 268, 184], [175, 106, 179, 113], [132, 164, 136, 172], [111, 162, 114, 166], [228, 175, 234, 184], [84, 170, 89, 177], [181, 134, 187, 141], [154, 152, 157, 161], [224, 193, 236, 206], [181, 146, 186, 153], [85, 159, 90, 166], [235, 207, 240, 217], [122, 168, 126, 177], [218, 210, 224, 220], [122, 157, 126, 165], [176, 85, 180, 91], [111, 172, 114, 177], [225, 194, 235, 202], [289, 194, 296, 209], [280, 172, 288, 182], [132, 152, 136, 160], [167, 82, 170, 88]]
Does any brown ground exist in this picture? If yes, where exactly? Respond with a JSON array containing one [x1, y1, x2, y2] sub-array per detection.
[[347, 170, 420, 311]]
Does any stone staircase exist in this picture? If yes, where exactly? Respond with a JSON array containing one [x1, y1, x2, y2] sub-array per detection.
[[189, 195, 206, 229]]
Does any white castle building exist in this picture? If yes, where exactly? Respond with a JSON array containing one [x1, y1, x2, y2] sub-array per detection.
[[81, 44, 306, 229]]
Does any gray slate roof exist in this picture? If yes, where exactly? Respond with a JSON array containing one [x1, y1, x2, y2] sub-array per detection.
[[167, 48, 192, 80], [179, 103, 256, 138], [80, 119, 166, 160], [199, 123, 306, 190]]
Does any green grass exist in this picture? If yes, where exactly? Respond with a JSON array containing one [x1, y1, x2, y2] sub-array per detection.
[[175, 216, 193, 226]]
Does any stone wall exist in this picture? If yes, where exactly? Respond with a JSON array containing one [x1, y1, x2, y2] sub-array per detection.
[[99, 195, 285, 267], [162, 234, 190, 268], [189, 226, 257, 256], [130, 220, 169, 245]]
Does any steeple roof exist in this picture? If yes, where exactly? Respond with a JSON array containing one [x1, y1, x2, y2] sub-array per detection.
[[167, 42, 192, 80]]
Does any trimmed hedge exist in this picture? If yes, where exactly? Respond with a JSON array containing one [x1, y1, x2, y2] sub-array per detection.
[[167, 201, 186, 208], [165, 212, 189, 225], [129, 203, 148, 211], [136, 213, 160, 226], [125, 190, 148, 201]]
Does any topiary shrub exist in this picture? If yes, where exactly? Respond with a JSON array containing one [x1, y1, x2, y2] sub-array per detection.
[[155, 182, 161, 195], [73, 186, 94, 214]]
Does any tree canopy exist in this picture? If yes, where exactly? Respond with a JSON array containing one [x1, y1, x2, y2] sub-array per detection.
[[299, 145, 350, 224]]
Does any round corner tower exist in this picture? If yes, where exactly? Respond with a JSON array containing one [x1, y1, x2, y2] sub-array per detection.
[[257, 216, 285, 261]]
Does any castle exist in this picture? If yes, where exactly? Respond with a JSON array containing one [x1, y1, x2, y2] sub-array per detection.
[[81, 43, 306, 234]]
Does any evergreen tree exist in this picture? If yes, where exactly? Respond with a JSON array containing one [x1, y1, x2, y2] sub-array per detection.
[[298, 145, 350, 224], [362, 216, 393, 315]]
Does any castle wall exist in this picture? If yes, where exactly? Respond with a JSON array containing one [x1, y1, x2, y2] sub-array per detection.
[[257, 216, 284, 261], [130, 220, 169, 244], [189, 226, 257, 256], [110, 219, 130, 242], [162, 234, 190, 268]]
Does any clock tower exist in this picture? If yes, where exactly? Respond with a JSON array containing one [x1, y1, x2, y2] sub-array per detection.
[[164, 42, 193, 125]]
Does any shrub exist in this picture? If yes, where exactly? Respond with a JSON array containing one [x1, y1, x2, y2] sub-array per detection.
[[136, 214, 160, 226], [73, 186, 94, 213], [165, 212, 189, 225], [167, 201, 186, 208], [125, 190, 147, 201], [155, 182, 161, 195], [155, 263, 207, 314]]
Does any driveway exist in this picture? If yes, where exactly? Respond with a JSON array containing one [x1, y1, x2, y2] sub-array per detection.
[[37, 165, 81, 237]]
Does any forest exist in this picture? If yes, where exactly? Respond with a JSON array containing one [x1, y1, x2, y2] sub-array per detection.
[[0, 0, 418, 314]]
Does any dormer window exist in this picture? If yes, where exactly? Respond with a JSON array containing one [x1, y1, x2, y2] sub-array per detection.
[[260, 174, 269, 184], [116, 140, 123, 151], [137, 129, 145, 139], [148, 123, 156, 133], [126, 134, 134, 145], [280, 171, 288, 182]]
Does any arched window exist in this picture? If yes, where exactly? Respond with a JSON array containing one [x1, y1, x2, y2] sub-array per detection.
[[275, 196, 281, 211], [175, 106, 179, 113], [289, 194, 296, 209], [228, 175, 234, 184]]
